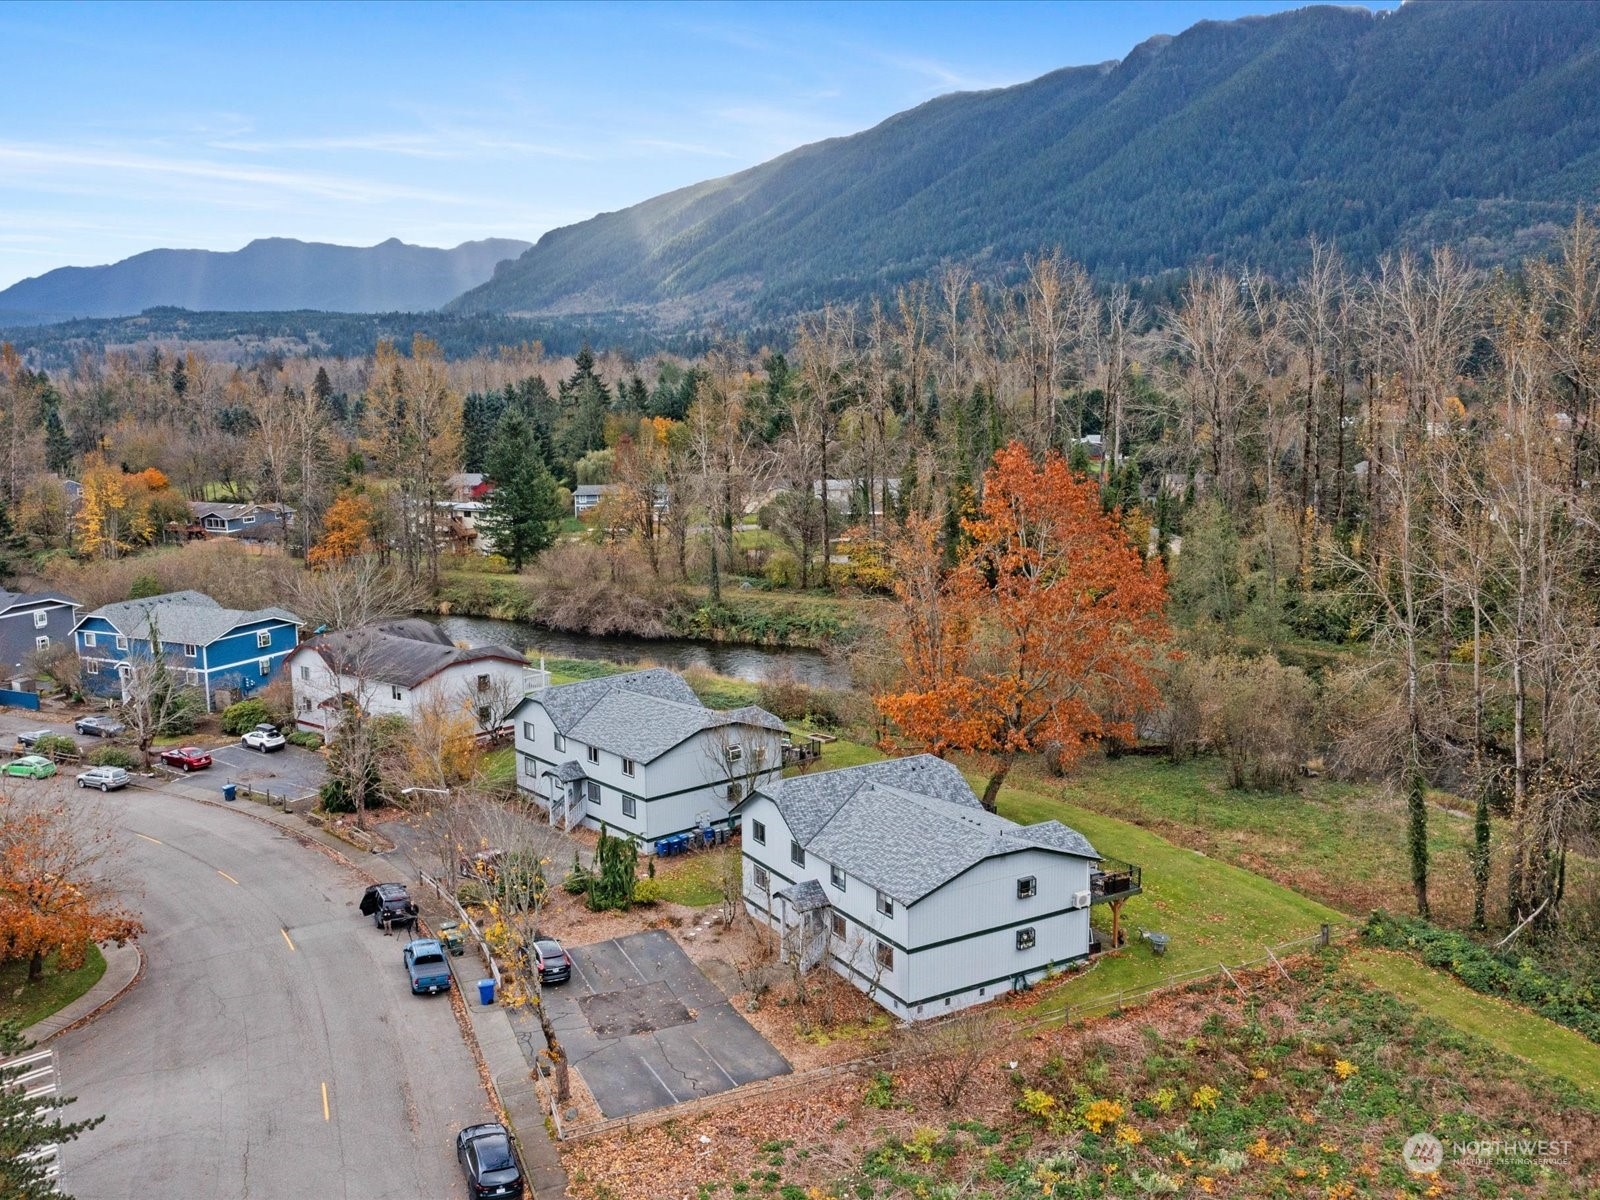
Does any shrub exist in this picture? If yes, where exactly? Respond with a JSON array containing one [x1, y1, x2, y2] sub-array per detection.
[[862, 1071, 897, 1109], [87, 745, 141, 769], [632, 878, 664, 905], [455, 880, 488, 907], [33, 733, 79, 760], [285, 730, 323, 750], [220, 698, 272, 735]]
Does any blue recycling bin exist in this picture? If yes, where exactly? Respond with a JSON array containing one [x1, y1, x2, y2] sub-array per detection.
[[477, 978, 496, 1006], [221, 783, 237, 803]]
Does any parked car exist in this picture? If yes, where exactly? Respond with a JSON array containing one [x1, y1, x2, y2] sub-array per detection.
[[358, 882, 418, 930], [14, 729, 52, 748], [4, 754, 57, 779], [402, 938, 453, 995], [241, 723, 286, 753], [458, 847, 505, 881], [76, 765, 131, 792], [74, 715, 126, 738], [455, 1123, 525, 1200], [528, 937, 572, 986], [159, 746, 213, 772]]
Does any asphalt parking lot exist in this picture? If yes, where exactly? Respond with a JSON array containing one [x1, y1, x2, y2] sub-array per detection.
[[546, 929, 791, 1118], [209, 741, 327, 796]]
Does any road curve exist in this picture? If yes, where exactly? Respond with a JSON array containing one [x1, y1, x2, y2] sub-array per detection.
[[56, 784, 491, 1199]]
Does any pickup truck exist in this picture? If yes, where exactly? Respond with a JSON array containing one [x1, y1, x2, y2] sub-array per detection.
[[402, 939, 453, 995]]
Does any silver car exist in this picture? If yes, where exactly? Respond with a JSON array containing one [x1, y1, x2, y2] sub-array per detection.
[[241, 723, 287, 752], [76, 766, 131, 792], [75, 715, 126, 738]]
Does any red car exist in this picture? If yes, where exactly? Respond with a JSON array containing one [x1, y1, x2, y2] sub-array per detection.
[[160, 746, 213, 772]]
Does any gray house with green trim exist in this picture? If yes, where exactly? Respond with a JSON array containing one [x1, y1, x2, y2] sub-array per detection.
[[733, 756, 1101, 1021], [509, 668, 785, 849]]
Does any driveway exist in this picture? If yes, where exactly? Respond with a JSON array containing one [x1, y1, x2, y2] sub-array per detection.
[[210, 742, 327, 796], [547, 929, 790, 1118], [56, 781, 492, 1199]]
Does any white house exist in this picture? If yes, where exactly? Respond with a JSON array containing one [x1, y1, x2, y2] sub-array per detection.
[[509, 667, 786, 849], [287, 618, 537, 735], [735, 755, 1114, 1021]]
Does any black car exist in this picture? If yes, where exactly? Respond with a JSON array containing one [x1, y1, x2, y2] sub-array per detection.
[[530, 937, 572, 986], [358, 882, 418, 930], [456, 1122, 525, 1200]]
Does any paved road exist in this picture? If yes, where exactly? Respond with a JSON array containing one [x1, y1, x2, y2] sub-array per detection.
[[55, 783, 492, 1200]]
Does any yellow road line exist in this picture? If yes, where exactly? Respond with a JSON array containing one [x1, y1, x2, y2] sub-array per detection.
[[134, 833, 163, 845], [321, 1081, 330, 1121], [280, 928, 295, 952], [217, 869, 240, 885]]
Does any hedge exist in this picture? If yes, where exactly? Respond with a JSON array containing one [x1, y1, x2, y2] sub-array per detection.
[[1363, 910, 1600, 1043]]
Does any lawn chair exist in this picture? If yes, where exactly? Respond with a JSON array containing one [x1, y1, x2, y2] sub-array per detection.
[[1138, 927, 1170, 957]]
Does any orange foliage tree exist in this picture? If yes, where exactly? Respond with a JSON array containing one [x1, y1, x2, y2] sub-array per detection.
[[878, 441, 1171, 810], [308, 490, 375, 566], [0, 794, 141, 982]]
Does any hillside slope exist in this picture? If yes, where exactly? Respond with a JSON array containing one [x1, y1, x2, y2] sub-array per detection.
[[0, 237, 532, 323], [452, 1, 1600, 322]]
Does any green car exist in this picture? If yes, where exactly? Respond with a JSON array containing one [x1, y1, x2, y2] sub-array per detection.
[[5, 755, 58, 779]]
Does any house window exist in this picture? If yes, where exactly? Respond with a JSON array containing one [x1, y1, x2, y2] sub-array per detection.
[[875, 940, 894, 971], [299, 664, 311, 681], [750, 819, 766, 845], [585, 780, 600, 805], [726, 781, 742, 805], [391, 686, 403, 701], [728, 744, 743, 762], [790, 840, 805, 868], [622, 757, 635, 777], [205, 517, 223, 529], [876, 890, 894, 918], [830, 864, 846, 892], [83, 632, 96, 648], [185, 644, 197, 658], [753, 864, 770, 892], [85, 659, 100, 675], [476, 673, 490, 692], [554, 732, 566, 752], [186, 669, 201, 686], [1016, 927, 1037, 951], [476, 705, 490, 725], [115, 635, 129, 651], [257, 657, 271, 677], [256, 630, 271, 649], [1017, 876, 1037, 900], [243, 514, 256, 525], [586, 745, 599, 765], [299, 696, 311, 712], [32, 610, 47, 628], [523, 721, 534, 741], [622, 795, 636, 818], [521, 754, 535, 777], [830, 912, 846, 940], [34, 635, 49, 651]]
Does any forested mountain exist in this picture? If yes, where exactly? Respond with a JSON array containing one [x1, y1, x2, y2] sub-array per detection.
[[452, 0, 1600, 324], [0, 237, 531, 323]]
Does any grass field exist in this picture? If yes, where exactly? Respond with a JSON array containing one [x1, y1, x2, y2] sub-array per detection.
[[1348, 948, 1600, 1095], [0, 945, 107, 1028]]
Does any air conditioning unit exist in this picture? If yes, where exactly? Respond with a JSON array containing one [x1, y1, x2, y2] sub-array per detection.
[[1073, 890, 1092, 909]]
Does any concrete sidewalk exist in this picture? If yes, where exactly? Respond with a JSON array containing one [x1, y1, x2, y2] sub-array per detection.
[[24, 940, 142, 1043]]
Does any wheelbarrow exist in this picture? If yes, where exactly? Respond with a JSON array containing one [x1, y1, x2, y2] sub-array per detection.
[[437, 920, 467, 957], [1138, 928, 1170, 957]]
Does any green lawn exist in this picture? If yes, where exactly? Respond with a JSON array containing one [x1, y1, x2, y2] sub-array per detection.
[[480, 745, 516, 785], [650, 846, 736, 907], [0, 945, 107, 1028], [1348, 948, 1600, 1094]]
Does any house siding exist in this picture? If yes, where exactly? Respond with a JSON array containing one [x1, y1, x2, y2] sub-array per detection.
[[288, 647, 526, 733], [0, 600, 79, 675], [76, 612, 299, 712]]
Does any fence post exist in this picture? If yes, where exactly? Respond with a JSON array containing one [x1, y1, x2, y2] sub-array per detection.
[[1319, 923, 1330, 947]]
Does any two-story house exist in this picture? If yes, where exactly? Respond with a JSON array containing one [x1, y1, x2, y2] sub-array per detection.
[[735, 755, 1108, 1021], [286, 618, 537, 735], [185, 501, 295, 542], [509, 668, 786, 849], [0, 588, 80, 676], [74, 590, 303, 711]]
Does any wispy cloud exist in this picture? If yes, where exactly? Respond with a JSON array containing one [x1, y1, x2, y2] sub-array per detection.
[[630, 138, 737, 159], [209, 130, 594, 162]]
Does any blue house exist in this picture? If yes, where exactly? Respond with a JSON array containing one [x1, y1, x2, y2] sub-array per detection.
[[73, 590, 303, 711], [0, 588, 80, 676], [184, 501, 295, 542]]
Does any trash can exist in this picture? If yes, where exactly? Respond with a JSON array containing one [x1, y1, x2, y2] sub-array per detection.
[[222, 783, 237, 803], [477, 978, 496, 1006]]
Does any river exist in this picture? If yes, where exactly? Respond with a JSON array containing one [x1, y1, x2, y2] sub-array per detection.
[[425, 614, 853, 689]]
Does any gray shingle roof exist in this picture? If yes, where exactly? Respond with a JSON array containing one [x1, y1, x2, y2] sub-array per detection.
[[774, 878, 829, 913], [86, 590, 302, 646], [0, 589, 77, 613], [515, 668, 784, 764], [753, 755, 1099, 906], [555, 760, 588, 783], [306, 621, 524, 690]]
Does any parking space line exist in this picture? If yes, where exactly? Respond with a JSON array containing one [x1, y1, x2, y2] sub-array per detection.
[[635, 1051, 679, 1102], [134, 833, 162, 845], [690, 1033, 740, 1088], [280, 928, 295, 952], [321, 1081, 329, 1121], [217, 869, 240, 885]]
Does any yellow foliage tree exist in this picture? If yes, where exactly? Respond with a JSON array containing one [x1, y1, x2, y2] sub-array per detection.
[[308, 492, 374, 566]]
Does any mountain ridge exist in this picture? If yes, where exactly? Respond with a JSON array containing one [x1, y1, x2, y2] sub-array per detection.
[[449, 0, 1600, 324], [0, 236, 532, 324]]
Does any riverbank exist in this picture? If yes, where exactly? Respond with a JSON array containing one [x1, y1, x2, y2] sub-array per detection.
[[434, 567, 885, 650]]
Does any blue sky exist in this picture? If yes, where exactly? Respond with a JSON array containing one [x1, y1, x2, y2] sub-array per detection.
[[0, 1, 1393, 289]]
